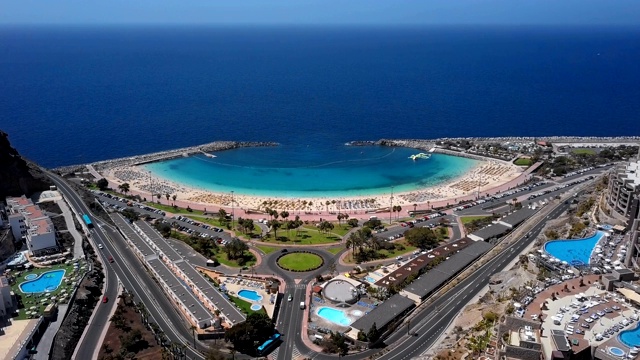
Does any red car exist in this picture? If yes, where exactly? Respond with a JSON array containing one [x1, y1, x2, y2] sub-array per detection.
[[103, 296, 108, 303], [108, 256, 114, 263]]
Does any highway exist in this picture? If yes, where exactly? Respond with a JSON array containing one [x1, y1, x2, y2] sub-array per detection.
[[47, 173, 206, 360], [46, 173, 120, 360], [271, 184, 585, 360]]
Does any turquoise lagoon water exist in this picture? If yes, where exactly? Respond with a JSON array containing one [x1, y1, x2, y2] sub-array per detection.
[[620, 324, 640, 347], [19, 269, 66, 294], [238, 289, 263, 302], [144, 146, 479, 197], [544, 231, 605, 265], [317, 307, 352, 326]]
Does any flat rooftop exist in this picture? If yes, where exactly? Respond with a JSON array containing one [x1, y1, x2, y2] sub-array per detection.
[[136, 220, 184, 262], [111, 214, 156, 259], [0, 319, 41, 360], [173, 261, 245, 324], [147, 258, 213, 324]]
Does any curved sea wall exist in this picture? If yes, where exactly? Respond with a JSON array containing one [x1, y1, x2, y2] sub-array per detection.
[[54, 141, 278, 173]]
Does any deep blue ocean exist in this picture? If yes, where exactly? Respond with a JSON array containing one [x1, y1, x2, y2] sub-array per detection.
[[1, 25, 639, 168]]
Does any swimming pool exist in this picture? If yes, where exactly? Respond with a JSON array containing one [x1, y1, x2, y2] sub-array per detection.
[[544, 231, 604, 265], [238, 289, 263, 302], [250, 304, 263, 311], [317, 307, 352, 326], [607, 346, 626, 357], [619, 323, 640, 348], [19, 269, 66, 294]]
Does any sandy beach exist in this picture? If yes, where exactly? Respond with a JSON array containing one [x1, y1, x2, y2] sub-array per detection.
[[97, 154, 527, 217]]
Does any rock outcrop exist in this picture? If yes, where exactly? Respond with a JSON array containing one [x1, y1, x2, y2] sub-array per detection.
[[0, 130, 51, 199]]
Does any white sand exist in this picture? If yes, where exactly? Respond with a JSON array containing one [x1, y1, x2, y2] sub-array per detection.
[[101, 156, 523, 215]]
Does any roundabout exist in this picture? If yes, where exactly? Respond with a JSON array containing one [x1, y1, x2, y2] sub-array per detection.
[[276, 252, 324, 272]]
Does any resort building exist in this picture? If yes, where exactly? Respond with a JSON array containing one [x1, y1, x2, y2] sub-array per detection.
[[0, 276, 14, 317], [5, 196, 57, 255], [606, 159, 640, 224], [348, 293, 415, 341], [496, 317, 542, 360], [111, 213, 246, 328]]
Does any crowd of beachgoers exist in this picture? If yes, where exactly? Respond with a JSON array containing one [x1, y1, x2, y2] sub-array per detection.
[[102, 156, 521, 213], [78, 136, 639, 213]]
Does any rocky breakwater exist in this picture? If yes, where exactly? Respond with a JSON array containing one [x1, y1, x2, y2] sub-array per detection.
[[56, 141, 279, 173], [347, 139, 436, 150]]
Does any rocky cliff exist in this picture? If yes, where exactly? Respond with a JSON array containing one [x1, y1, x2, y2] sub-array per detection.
[[0, 130, 51, 199]]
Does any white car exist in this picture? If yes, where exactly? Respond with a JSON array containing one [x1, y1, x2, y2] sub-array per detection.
[[98, 244, 103, 250]]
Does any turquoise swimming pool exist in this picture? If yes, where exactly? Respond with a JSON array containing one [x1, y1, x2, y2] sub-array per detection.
[[619, 324, 640, 347], [544, 231, 604, 265], [19, 269, 66, 294], [238, 289, 263, 302], [317, 307, 352, 326]]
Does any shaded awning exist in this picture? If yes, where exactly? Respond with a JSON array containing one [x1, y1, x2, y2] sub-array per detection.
[[617, 288, 640, 304]]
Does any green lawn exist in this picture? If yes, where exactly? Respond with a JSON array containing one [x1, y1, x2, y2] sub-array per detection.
[[263, 228, 341, 245], [11, 262, 86, 320], [214, 252, 256, 268], [343, 239, 418, 264], [460, 216, 490, 224], [514, 158, 533, 166], [325, 246, 345, 255], [572, 148, 597, 155], [256, 245, 278, 255], [227, 294, 266, 315], [302, 224, 350, 237], [277, 253, 323, 271]]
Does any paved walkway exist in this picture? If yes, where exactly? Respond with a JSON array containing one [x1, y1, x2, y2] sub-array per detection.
[[32, 304, 69, 360], [56, 198, 85, 259]]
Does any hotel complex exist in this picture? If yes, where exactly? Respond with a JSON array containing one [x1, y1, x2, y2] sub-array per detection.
[[606, 159, 640, 224], [5, 196, 57, 255]]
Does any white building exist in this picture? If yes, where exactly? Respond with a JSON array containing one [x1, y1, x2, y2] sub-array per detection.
[[6, 196, 57, 255]]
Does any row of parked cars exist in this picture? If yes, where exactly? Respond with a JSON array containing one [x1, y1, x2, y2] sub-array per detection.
[[93, 191, 167, 216], [454, 181, 551, 211], [172, 215, 224, 233]]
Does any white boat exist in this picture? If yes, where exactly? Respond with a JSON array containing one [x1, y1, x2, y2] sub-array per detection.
[[409, 153, 431, 161]]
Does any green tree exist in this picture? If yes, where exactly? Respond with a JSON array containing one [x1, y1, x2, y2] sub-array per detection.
[[97, 178, 109, 191], [225, 313, 274, 355], [118, 182, 130, 196], [367, 322, 381, 342], [218, 209, 228, 226], [404, 227, 438, 249], [347, 218, 359, 228], [268, 220, 281, 240]]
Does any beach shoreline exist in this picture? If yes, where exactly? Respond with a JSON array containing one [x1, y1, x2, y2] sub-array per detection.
[[82, 140, 532, 216], [67, 136, 634, 216]]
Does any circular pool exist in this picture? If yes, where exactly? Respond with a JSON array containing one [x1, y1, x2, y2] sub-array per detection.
[[250, 304, 262, 311], [351, 310, 364, 317], [24, 274, 38, 280], [608, 347, 625, 357]]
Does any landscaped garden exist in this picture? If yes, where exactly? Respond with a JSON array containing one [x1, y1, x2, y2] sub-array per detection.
[[262, 227, 342, 245], [10, 261, 88, 320], [277, 252, 324, 271], [514, 157, 533, 166]]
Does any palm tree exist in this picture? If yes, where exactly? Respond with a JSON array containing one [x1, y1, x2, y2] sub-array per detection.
[[325, 200, 331, 212], [396, 205, 402, 220], [413, 203, 417, 214], [118, 182, 130, 196], [172, 194, 177, 202], [165, 193, 170, 202]]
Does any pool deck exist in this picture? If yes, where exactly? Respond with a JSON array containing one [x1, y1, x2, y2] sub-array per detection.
[[524, 275, 640, 359]]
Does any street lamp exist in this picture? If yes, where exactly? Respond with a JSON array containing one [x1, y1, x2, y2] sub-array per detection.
[[231, 191, 235, 229], [390, 186, 394, 225]]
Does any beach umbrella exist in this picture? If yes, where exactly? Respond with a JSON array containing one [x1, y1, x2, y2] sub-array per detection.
[[567, 270, 574, 274], [562, 261, 569, 265], [537, 249, 544, 253], [598, 254, 604, 258]]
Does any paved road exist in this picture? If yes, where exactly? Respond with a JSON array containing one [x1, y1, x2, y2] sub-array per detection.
[[50, 174, 207, 360], [46, 173, 120, 360], [271, 186, 584, 360]]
